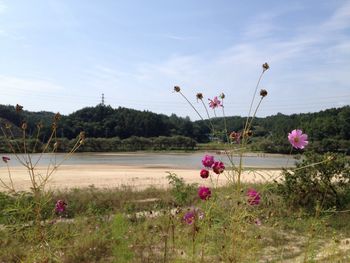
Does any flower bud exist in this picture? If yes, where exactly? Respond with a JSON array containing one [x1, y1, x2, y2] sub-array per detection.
[[196, 93, 203, 100], [262, 62, 269, 71], [244, 130, 253, 137], [16, 104, 23, 113], [21, 122, 27, 130], [260, 89, 268, 97], [37, 122, 43, 129], [54, 112, 61, 122], [79, 131, 86, 140]]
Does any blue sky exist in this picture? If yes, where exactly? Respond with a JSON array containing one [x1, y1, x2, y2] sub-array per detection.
[[0, 0, 349, 119]]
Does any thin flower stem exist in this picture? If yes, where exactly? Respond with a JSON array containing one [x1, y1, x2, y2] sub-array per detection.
[[285, 146, 294, 167], [6, 162, 15, 191], [32, 126, 42, 153], [237, 70, 265, 191], [1, 128, 28, 168], [192, 219, 196, 262], [8, 129, 25, 158], [293, 159, 329, 171], [221, 99, 229, 142], [200, 99, 215, 133], [244, 70, 265, 133], [23, 129, 29, 164], [223, 149, 235, 169], [179, 91, 205, 121], [237, 151, 244, 191], [0, 178, 13, 192], [246, 97, 264, 133], [34, 128, 56, 168], [23, 129, 38, 190], [238, 96, 265, 190], [40, 138, 82, 188], [46, 130, 58, 179], [270, 158, 332, 182]]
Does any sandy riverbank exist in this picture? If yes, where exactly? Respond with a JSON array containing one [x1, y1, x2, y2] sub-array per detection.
[[0, 164, 282, 191]]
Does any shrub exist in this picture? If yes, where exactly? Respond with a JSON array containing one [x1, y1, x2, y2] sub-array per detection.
[[166, 172, 197, 206], [277, 152, 350, 211]]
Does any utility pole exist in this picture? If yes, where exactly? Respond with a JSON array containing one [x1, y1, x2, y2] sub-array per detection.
[[101, 93, 105, 106]]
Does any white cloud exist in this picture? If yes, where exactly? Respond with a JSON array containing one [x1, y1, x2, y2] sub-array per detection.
[[324, 0, 350, 31], [124, 2, 350, 118]]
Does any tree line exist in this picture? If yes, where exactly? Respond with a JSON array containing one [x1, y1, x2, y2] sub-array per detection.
[[0, 104, 349, 154]]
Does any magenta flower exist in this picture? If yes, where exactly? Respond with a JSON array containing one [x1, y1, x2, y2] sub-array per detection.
[[288, 129, 308, 149], [200, 169, 209, 179], [198, 186, 211, 200], [212, 161, 225, 174], [183, 211, 195, 225], [2, 156, 10, 163], [208, 96, 223, 109], [183, 208, 205, 225], [55, 200, 67, 213], [247, 188, 261, 205], [202, 155, 214, 168]]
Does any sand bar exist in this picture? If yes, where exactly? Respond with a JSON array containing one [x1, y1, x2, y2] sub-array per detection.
[[0, 164, 282, 191]]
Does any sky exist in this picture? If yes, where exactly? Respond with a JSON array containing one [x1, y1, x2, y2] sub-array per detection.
[[0, 0, 349, 120]]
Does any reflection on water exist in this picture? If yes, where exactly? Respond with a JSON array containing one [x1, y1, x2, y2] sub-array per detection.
[[0, 152, 294, 169]]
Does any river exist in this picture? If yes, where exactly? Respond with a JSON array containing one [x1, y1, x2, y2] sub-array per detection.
[[1, 152, 295, 169]]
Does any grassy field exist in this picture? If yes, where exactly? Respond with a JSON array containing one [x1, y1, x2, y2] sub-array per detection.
[[1, 182, 350, 263]]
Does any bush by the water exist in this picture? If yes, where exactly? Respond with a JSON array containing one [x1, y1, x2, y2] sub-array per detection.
[[277, 152, 350, 210]]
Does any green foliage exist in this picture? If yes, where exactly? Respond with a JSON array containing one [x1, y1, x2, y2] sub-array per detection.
[[1, 186, 350, 261], [112, 214, 134, 261], [0, 192, 35, 224], [0, 135, 196, 153], [200, 106, 350, 153], [166, 172, 197, 206], [0, 192, 56, 225], [1, 104, 349, 153], [277, 152, 350, 210]]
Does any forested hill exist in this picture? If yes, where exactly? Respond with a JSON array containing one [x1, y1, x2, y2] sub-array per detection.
[[201, 106, 350, 153], [0, 104, 349, 153], [0, 104, 194, 139]]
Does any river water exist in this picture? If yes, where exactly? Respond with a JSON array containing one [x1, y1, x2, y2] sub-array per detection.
[[1, 152, 294, 169]]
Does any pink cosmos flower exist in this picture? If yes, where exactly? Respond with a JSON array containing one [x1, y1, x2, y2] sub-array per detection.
[[288, 129, 308, 149], [208, 97, 223, 109], [247, 188, 261, 205], [2, 156, 10, 163], [202, 155, 215, 168], [212, 161, 225, 174], [200, 169, 209, 179], [55, 200, 67, 213], [198, 186, 211, 200]]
